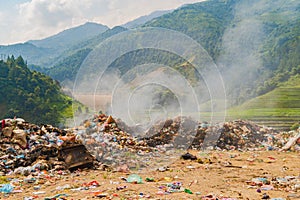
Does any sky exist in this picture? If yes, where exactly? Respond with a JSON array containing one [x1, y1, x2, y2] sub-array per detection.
[[0, 0, 203, 45]]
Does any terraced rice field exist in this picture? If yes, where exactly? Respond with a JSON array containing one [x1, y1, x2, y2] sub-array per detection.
[[228, 86, 300, 130]]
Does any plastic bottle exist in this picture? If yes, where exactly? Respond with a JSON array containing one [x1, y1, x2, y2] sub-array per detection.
[[0, 184, 14, 193]]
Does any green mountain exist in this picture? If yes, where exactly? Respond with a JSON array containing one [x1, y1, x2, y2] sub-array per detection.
[[40, 26, 128, 84], [1, 0, 299, 128], [0, 56, 77, 126], [29, 22, 108, 49], [0, 22, 108, 67], [0, 43, 53, 66], [65, 26, 128, 52], [144, 0, 235, 60], [228, 74, 300, 130], [144, 0, 299, 103], [44, 48, 92, 86], [36, 1, 299, 116]]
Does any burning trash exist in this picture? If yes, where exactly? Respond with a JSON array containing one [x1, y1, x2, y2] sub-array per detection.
[[1, 114, 299, 177]]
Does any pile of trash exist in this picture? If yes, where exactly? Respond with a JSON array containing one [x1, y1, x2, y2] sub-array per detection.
[[74, 114, 300, 170], [0, 118, 93, 175], [73, 114, 159, 170], [78, 114, 150, 152], [266, 131, 300, 151], [213, 120, 272, 150], [1, 114, 299, 175], [142, 116, 198, 149], [141, 118, 277, 150], [142, 117, 300, 151]]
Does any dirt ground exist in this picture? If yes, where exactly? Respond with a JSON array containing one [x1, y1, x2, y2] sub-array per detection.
[[4, 150, 300, 200], [74, 94, 111, 111]]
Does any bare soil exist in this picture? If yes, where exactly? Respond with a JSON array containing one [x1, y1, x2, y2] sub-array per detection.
[[74, 94, 111, 111], [6, 150, 300, 200]]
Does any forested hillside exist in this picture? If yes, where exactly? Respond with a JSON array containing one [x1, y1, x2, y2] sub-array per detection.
[[144, 0, 235, 60], [0, 56, 74, 125], [43, 0, 299, 107], [1, 0, 299, 122], [36, 27, 128, 84], [144, 0, 300, 104]]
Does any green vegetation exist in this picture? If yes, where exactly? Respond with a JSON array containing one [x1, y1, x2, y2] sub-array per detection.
[[45, 48, 92, 82], [33, 27, 128, 82], [108, 48, 199, 85], [47, 0, 299, 106], [144, 0, 234, 60], [257, 19, 300, 95], [1, 0, 299, 128], [0, 56, 79, 125], [228, 75, 300, 129], [145, 0, 299, 101]]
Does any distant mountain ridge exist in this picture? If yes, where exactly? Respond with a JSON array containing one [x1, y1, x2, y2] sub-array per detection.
[[0, 22, 109, 66], [122, 10, 173, 29], [1, 0, 299, 126], [27, 0, 299, 102], [0, 10, 175, 66], [0, 42, 53, 64], [29, 22, 108, 49]]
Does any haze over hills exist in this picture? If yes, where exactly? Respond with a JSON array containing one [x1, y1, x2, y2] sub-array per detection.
[[0, 42, 53, 65], [0, 11, 169, 67], [54, 0, 300, 128], [0, 0, 299, 127], [143, 0, 299, 102], [0, 22, 109, 67], [121, 10, 173, 29], [28, 22, 109, 50], [43, 0, 299, 100]]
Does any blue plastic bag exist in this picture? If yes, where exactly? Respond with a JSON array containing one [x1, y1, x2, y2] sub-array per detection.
[[0, 184, 14, 193]]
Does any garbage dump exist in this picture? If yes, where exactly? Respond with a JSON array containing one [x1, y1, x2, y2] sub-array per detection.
[[0, 115, 300, 199], [141, 117, 283, 151], [1, 115, 299, 176], [72, 114, 300, 171], [0, 118, 93, 176], [74, 114, 156, 169]]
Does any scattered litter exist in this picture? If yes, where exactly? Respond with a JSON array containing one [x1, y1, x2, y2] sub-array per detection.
[[127, 174, 143, 184], [0, 115, 299, 199], [0, 184, 13, 193], [44, 193, 69, 200]]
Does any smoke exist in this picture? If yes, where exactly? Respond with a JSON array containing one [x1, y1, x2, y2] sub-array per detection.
[[110, 63, 195, 135], [72, 27, 226, 142], [218, 2, 267, 106], [218, 0, 298, 107], [71, 0, 298, 126]]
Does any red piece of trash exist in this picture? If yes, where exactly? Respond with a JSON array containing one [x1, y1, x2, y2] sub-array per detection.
[[87, 180, 100, 187]]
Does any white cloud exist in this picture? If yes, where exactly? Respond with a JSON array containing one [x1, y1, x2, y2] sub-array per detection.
[[0, 0, 203, 44]]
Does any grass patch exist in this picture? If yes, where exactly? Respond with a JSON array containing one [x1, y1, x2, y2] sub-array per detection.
[[227, 75, 300, 129]]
